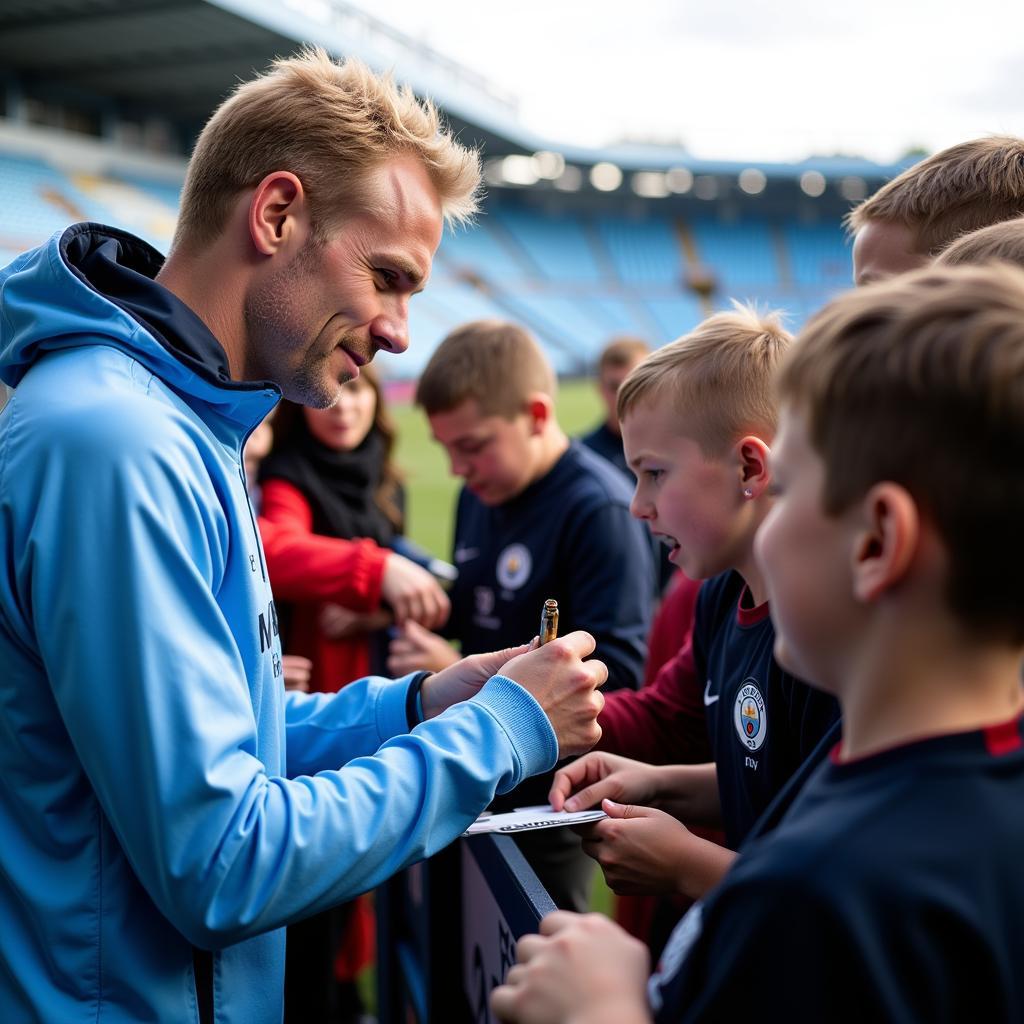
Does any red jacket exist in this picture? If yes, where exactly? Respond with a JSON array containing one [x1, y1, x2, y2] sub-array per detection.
[[259, 478, 389, 691]]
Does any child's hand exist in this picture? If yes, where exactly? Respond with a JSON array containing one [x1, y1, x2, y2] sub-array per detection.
[[281, 655, 313, 692], [549, 751, 662, 812], [381, 553, 451, 630], [387, 620, 460, 675], [490, 911, 649, 1024], [577, 800, 736, 901]]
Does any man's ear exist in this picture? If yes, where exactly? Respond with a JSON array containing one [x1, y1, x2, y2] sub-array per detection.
[[736, 435, 771, 498], [248, 172, 310, 256], [524, 394, 554, 434], [851, 482, 919, 603]]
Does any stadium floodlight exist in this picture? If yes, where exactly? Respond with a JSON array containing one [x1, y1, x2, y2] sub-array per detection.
[[632, 172, 670, 198], [666, 167, 694, 193], [839, 176, 868, 201], [534, 151, 566, 179], [501, 154, 541, 186], [738, 168, 767, 195], [590, 162, 623, 191], [800, 170, 827, 197], [483, 158, 506, 186], [693, 175, 718, 200], [553, 166, 584, 191]]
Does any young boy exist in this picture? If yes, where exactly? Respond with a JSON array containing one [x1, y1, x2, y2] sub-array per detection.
[[580, 336, 651, 477], [492, 263, 1024, 1024], [847, 134, 1024, 286], [388, 319, 654, 909], [937, 213, 1024, 269], [548, 308, 838, 904]]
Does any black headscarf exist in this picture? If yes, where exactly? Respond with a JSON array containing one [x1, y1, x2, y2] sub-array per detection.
[[259, 417, 399, 546]]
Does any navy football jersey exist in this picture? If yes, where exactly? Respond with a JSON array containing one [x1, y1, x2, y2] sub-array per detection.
[[446, 442, 653, 692], [694, 571, 839, 848], [651, 713, 1024, 1022]]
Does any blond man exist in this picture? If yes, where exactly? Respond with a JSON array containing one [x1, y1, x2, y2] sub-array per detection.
[[0, 50, 607, 1024], [848, 135, 1024, 285]]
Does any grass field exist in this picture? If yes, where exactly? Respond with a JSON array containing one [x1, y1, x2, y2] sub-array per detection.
[[391, 377, 606, 557]]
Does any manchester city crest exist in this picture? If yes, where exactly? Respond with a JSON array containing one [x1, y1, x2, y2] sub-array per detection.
[[733, 679, 767, 751], [496, 543, 532, 590]]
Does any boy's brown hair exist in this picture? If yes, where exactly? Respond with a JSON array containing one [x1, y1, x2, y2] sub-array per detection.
[[845, 136, 1024, 256], [175, 47, 480, 250], [937, 215, 1024, 269], [415, 320, 556, 418], [617, 305, 791, 456], [597, 337, 651, 374], [779, 263, 1024, 643]]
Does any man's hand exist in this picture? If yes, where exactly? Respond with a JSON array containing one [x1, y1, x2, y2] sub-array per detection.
[[577, 800, 736, 901], [281, 655, 313, 692], [419, 639, 534, 719], [380, 552, 450, 631], [497, 632, 607, 758], [548, 751, 664, 812], [387, 620, 460, 675], [490, 911, 650, 1024]]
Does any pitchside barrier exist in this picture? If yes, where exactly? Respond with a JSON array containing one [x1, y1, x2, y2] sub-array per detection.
[[377, 834, 556, 1023]]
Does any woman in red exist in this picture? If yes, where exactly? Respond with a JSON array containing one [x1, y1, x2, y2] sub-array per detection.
[[259, 365, 411, 1023], [260, 364, 409, 688]]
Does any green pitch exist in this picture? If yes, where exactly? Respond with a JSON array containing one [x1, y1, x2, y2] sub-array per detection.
[[392, 377, 606, 558]]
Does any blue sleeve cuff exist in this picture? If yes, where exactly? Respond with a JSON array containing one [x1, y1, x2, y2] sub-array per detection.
[[470, 674, 559, 781]]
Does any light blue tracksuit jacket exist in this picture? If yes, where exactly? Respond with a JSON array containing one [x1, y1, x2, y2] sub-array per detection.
[[0, 224, 557, 1023]]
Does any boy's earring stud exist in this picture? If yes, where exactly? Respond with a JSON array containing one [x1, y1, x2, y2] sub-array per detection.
[[743, 488, 753, 498]]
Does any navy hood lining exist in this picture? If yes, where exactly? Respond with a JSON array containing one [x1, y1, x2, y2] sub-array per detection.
[[59, 223, 275, 397]]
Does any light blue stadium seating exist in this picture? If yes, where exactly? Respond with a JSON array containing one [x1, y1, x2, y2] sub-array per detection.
[[782, 223, 852, 286], [689, 218, 780, 286], [595, 216, 683, 285], [493, 209, 602, 283]]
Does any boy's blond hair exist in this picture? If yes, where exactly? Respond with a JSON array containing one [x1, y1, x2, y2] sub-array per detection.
[[174, 47, 480, 249], [617, 305, 791, 455], [937, 216, 1024, 269], [779, 263, 1024, 643], [597, 337, 651, 374], [845, 136, 1024, 256], [415, 320, 556, 418]]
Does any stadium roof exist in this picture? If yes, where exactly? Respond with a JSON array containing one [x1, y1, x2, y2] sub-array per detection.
[[0, 0, 913, 182]]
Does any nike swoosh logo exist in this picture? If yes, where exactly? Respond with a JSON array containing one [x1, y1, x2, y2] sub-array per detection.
[[454, 546, 480, 563], [703, 679, 719, 706]]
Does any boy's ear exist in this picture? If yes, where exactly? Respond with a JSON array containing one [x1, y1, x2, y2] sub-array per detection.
[[524, 394, 554, 435], [248, 171, 310, 256], [735, 435, 771, 498], [851, 482, 919, 603]]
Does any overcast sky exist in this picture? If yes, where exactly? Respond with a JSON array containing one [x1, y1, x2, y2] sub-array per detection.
[[350, 0, 1024, 163]]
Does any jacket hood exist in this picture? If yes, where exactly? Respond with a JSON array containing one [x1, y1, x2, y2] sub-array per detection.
[[0, 223, 279, 425]]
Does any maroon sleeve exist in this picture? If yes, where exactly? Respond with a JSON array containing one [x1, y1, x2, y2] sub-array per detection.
[[643, 572, 702, 685], [258, 479, 388, 613], [597, 636, 712, 765]]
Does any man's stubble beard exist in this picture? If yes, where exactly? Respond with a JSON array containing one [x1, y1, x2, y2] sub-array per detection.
[[243, 244, 356, 409]]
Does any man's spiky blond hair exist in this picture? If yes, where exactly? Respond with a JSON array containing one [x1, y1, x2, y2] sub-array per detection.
[[174, 47, 480, 248]]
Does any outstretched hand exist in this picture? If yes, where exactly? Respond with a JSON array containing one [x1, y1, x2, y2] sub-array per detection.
[[549, 751, 663, 812]]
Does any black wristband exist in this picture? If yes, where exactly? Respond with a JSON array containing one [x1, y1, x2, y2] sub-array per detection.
[[405, 670, 432, 729]]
